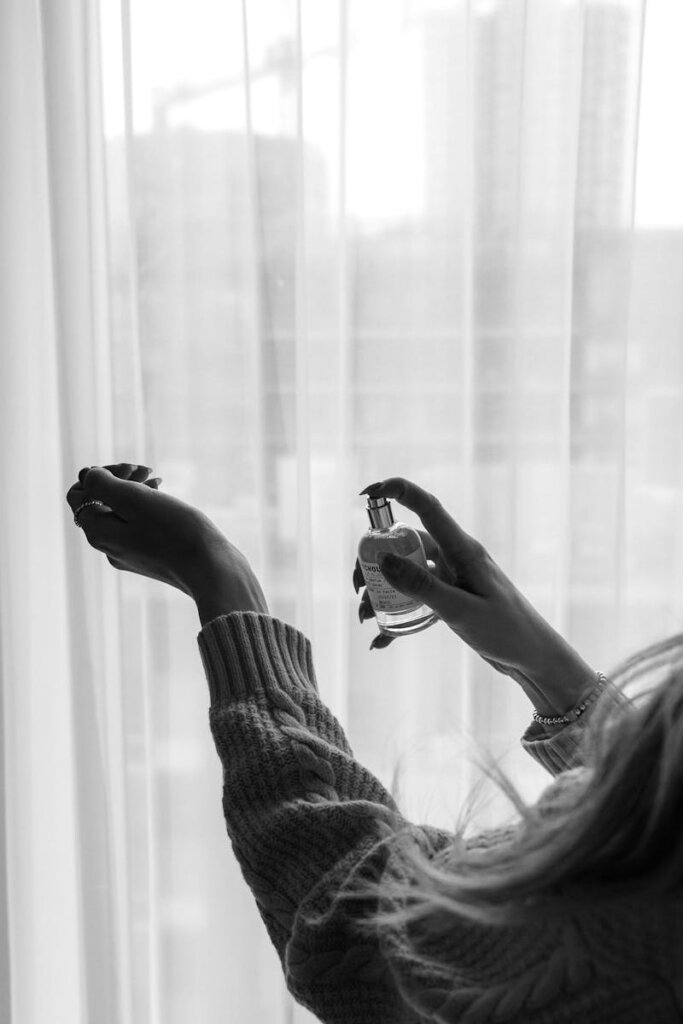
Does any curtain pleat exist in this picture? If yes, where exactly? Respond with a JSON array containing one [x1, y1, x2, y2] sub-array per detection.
[[294, 0, 315, 644], [240, 0, 270, 590], [615, 0, 647, 641], [457, 0, 477, 802], [0, 1, 88, 1020], [332, 0, 354, 725]]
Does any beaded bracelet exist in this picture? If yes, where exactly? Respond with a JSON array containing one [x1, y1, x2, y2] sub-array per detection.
[[532, 670, 608, 726]]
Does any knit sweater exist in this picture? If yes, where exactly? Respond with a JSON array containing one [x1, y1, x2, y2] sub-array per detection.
[[196, 611, 683, 1023]]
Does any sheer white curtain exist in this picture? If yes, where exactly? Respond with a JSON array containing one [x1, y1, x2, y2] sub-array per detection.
[[2, 0, 683, 1020]]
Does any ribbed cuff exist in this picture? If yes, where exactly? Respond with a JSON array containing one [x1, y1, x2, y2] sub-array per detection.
[[196, 611, 319, 707], [521, 678, 629, 775]]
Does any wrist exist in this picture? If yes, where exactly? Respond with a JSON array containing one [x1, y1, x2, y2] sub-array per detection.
[[524, 649, 598, 717], [190, 561, 270, 627], [196, 599, 268, 628], [195, 589, 269, 627]]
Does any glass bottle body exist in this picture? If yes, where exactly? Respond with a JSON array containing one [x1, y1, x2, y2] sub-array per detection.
[[358, 521, 439, 637]]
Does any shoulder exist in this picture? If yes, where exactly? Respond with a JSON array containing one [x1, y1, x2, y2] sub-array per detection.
[[378, 886, 596, 1022]]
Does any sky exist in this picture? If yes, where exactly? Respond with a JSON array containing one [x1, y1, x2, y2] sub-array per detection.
[[634, 0, 683, 227], [99, 0, 683, 228]]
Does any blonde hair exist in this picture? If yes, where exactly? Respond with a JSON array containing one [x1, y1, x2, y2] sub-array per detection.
[[325, 634, 683, 946]]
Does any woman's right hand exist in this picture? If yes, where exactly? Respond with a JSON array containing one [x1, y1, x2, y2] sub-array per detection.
[[353, 478, 595, 706]]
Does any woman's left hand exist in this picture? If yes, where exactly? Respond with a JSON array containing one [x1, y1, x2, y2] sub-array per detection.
[[65, 462, 262, 602]]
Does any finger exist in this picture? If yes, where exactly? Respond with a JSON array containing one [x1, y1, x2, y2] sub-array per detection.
[[66, 481, 84, 510], [104, 463, 152, 482], [77, 463, 152, 487], [415, 529, 441, 562], [375, 549, 473, 627], [82, 466, 144, 521], [370, 633, 395, 650], [127, 464, 153, 482], [359, 478, 487, 587], [146, 477, 162, 489], [358, 591, 375, 622], [353, 533, 438, 597], [67, 480, 110, 513], [67, 466, 155, 518], [78, 505, 122, 555]]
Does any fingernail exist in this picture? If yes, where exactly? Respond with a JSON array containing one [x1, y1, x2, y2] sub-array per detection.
[[359, 482, 383, 496]]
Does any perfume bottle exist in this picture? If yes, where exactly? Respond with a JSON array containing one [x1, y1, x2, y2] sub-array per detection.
[[358, 495, 439, 637]]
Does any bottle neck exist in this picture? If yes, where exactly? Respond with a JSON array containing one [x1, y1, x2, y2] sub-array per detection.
[[366, 498, 394, 530]]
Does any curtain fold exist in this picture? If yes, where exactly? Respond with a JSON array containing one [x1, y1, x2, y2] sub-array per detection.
[[1, 1, 90, 1021], [5, 0, 683, 1022]]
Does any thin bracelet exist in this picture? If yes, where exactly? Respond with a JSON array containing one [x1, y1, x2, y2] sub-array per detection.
[[532, 670, 608, 726]]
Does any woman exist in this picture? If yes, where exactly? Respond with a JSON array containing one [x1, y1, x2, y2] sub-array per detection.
[[66, 462, 683, 1023]]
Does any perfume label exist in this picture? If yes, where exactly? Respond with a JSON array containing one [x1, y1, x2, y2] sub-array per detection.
[[359, 548, 426, 613]]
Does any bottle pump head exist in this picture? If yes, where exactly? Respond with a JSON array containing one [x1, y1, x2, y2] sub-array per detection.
[[365, 496, 395, 530]]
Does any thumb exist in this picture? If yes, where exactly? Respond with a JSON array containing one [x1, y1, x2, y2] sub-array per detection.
[[378, 552, 452, 617]]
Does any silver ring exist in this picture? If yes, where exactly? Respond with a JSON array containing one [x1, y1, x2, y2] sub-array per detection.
[[73, 499, 106, 529]]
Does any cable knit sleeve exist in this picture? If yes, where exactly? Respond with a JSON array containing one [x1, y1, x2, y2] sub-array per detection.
[[197, 611, 449, 1023]]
